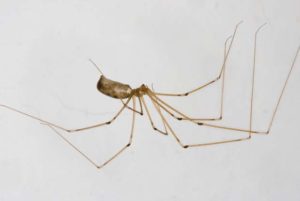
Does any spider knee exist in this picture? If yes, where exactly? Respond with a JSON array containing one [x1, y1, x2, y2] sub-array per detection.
[[153, 127, 168, 135]]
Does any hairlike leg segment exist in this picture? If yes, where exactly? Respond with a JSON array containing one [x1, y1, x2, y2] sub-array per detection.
[[157, 34, 232, 122], [153, 21, 242, 97], [146, 27, 300, 147], [148, 91, 251, 147], [0, 96, 133, 133], [140, 96, 168, 135], [121, 97, 143, 116], [43, 96, 137, 169], [153, 22, 242, 121]]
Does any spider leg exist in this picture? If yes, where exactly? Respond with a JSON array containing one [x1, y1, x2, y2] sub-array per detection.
[[43, 96, 137, 169], [0, 96, 132, 133], [148, 92, 251, 148], [153, 22, 241, 122], [151, 23, 266, 132], [149, 41, 300, 136], [121, 96, 143, 115], [155, 23, 267, 122], [155, 35, 232, 121], [153, 21, 242, 98], [140, 96, 168, 135]]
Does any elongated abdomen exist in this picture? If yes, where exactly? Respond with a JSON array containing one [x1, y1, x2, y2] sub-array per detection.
[[97, 76, 132, 99]]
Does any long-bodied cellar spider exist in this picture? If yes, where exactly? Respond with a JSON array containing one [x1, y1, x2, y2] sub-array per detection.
[[1, 22, 299, 169]]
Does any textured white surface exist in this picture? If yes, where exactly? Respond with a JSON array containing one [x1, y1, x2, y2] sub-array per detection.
[[0, 0, 300, 200]]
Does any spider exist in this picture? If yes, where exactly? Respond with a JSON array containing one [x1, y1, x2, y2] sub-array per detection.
[[1, 22, 299, 169]]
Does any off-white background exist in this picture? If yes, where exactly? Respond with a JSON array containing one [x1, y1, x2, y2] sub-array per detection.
[[0, 0, 300, 200]]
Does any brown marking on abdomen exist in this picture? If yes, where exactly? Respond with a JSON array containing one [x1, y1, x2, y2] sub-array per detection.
[[97, 76, 132, 99]]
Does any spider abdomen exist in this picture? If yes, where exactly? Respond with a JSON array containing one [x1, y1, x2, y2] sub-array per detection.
[[97, 76, 132, 99]]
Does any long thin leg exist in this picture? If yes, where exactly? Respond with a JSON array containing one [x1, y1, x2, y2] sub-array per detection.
[[166, 35, 232, 121], [148, 92, 250, 148], [153, 21, 242, 97], [249, 23, 267, 136], [140, 96, 168, 135], [152, 96, 169, 134], [0, 96, 132, 133], [149, 42, 300, 136], [43, 96, 137, 169], [121, 97, 143, 115]]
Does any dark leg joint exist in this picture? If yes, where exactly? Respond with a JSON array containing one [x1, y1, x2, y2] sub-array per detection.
[[106, 121, 111, 125], [126, 143, 131, 147], [197, 122, 203, 126], [177, 117, 183, 120], [209, 80, 216, 84], [183, 145, 189, 149], [71, 128, 82, 132]]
